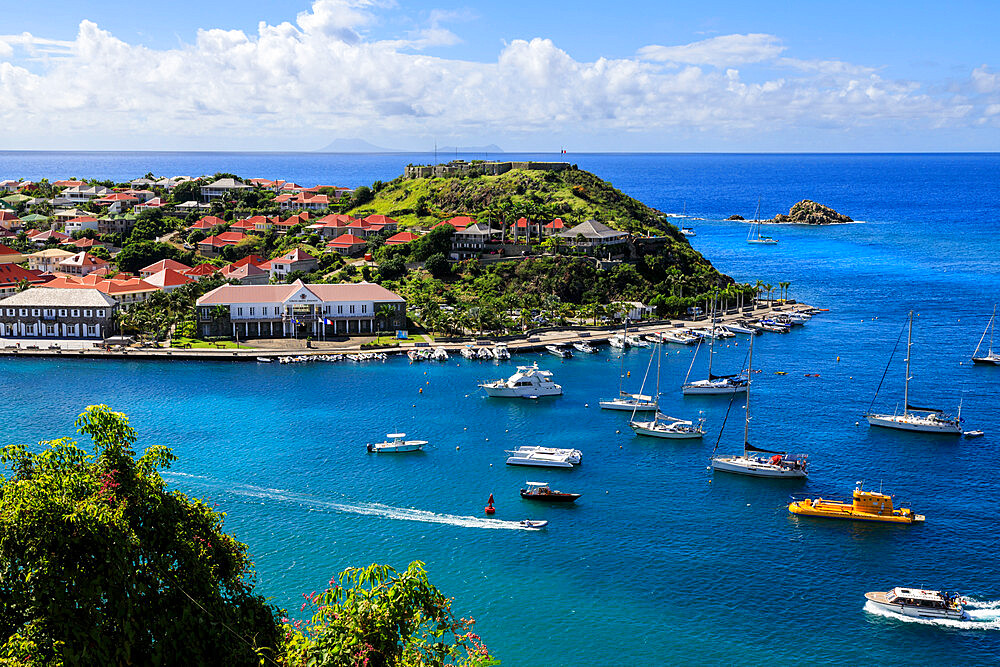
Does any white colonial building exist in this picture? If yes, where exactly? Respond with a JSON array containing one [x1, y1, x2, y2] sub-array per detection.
[[196, 280, 405, 338]]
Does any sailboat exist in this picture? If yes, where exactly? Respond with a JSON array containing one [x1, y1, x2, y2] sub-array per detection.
[[600, 326, 657, 411], [864, 311, 963, 434], [746, 199, 778, 245], [972, 305, 1000, 365], [681, 299, 748, 395], [630, 341, 705, 438], [710, 335, 808, 477]]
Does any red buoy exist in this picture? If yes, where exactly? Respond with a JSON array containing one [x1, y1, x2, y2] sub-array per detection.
[[485, 493, 496, 515]]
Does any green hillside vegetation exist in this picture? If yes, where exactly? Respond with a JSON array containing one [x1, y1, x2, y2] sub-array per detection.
[[353, 166, 679, 237]]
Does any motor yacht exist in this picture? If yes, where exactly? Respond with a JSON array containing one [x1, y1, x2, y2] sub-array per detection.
[[508, 446, 582, 464], [520, 481, 581, 503], [367, 433, 428, 453], [865, 588, 968, 621], [659, 330, 699, 345], [505, 451, 575, 468], [608, 334, 628, 349], [545, 344, 573, 359], [480, 363, 562, 397], [572, 341, 597, 353], [626, 334, 649, 347]]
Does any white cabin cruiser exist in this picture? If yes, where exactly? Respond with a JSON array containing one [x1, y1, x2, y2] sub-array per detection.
[[659, 330, 699, 345], [508, 446, 582, 464], [545, 344, 573, 359], [626, 334, 649, 348], [865, 588, 968, 621], [480, 363, 562, 397], [505, 450, 575, 468], [367, 433, 428, 453], [572, 341, 597, 353]]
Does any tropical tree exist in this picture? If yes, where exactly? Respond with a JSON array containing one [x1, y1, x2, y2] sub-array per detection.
[[763, 283, 774, 304], [0, 405, 281, 664], [375, 304, 396, 342]]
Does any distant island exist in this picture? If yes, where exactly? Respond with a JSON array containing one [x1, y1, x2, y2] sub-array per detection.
[[317, 138, 505, 154], [730, 200, 853, 225]]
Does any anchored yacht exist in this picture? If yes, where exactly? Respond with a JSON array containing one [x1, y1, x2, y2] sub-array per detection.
[[480, 363, 562, 397]]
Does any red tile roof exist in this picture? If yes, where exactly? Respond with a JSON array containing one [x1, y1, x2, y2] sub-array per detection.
[[364, 214, 398, 225], [140, 258, 192, 275], [384, 231, 421, 245], [144, 268, 194, 288], [0, 263, 46, 287], [0, 243, 19, 256], [544, 218, 566, 229], [327, 234, 366, 247], [185, 263, 219, 277], [434, 216, 475, 231]]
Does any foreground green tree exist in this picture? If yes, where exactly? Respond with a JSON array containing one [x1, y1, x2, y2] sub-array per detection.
[[0, 405, 281, 665], [281, 561, 496, 667]]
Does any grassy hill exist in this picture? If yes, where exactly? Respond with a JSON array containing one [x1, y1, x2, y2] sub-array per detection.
[[354, 166, 681, 238]]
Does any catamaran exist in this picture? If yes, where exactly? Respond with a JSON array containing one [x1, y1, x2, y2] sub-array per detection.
[[681, 304, 748, 395], [630, 341, 705, 438], [746, 199, 778, 245], [710, 334, 808, 477], [972, 305, 1000, 365], [864, 311, 962, 434]]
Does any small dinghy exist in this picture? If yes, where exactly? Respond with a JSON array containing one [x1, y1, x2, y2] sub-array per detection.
[[964, 430, 985, 438], [519, 520, 549, 530]]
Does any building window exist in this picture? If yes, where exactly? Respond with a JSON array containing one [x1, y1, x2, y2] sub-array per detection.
[[59, 309, 67, 316], [262, 307, 268, 316], [362, 305, 367, 314], [32, 309, 39, 316], [97, 310, 105, 317], [6, 309, 12, 316], [46, 324, 55, 335], [249, 307, 255, 316], [349, 305, 355, 314], [84, 310, 92, 317], [338, 306, 343, 314], [238, 307, 243, 316], [88, 325, 97, 336], [71, 309, 79, 316]]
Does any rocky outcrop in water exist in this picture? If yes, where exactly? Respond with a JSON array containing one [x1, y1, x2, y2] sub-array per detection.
[[771, 200, 852, 225], [726, 214, 745, 221]]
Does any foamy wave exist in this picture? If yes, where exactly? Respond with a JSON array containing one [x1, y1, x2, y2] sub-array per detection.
[[164, 472, 527, 530], [864, 600, 1000, 630]]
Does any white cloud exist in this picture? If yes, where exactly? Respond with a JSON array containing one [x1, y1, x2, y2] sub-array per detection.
[[638, 33, 785, 67], [0, 3, 993, 149]]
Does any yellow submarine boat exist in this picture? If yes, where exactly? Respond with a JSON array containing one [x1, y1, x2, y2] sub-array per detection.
[[788, 483, 925, 524]]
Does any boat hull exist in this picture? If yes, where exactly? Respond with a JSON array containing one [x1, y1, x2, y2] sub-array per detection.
[[505, 457, 574, 468], [712, 456, 806, 477], [482, 386, 562, 397], [630, 422, 704, 439], [865, 414, 961, 434], [682, 382, 748, 395], [972, 355, 1000, 365], [520, 491, 580, 502], [864, 594, 968, 620], [368, 441, 427, 453], [788, 501, 923, 523], [599, 400, 656, 411]]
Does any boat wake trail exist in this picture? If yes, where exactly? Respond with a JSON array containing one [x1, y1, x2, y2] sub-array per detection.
[[864, 600, 1000, 630], [164, 472, 527, 530]]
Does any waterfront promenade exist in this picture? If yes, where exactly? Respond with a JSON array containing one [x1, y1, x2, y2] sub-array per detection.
[[0, 302, 810, 361]]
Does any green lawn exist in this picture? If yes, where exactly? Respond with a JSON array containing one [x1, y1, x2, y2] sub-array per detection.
[[171, 337, 253, 350]]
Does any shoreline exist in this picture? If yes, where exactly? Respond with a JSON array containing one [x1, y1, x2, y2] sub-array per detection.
[[0, 302, 813, 362]]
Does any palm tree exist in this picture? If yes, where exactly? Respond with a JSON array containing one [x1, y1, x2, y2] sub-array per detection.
[[763, 283, 774, 305], [779, 281, 791, 303], [753, 279, 765, 308], [375, 304, 396, 342]]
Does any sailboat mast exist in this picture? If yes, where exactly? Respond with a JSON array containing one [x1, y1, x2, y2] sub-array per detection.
[[744, 332, 753, 452], [904, 310, 912, 417], [707, 295, 715, 379], [654, 340, 662, 423], [991, 305, 996, 355]]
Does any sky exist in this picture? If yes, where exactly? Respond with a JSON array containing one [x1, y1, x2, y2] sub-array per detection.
[[1, 0, 998, 152]]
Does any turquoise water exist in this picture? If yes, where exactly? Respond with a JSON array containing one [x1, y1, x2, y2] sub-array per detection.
[[2, 153, 1000, 664]]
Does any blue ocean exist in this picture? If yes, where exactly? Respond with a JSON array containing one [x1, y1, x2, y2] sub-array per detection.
[[2, 152, 999, 665]]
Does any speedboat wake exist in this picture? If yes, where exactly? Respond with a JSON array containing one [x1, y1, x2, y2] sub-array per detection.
[[164, 472, 528, 530]]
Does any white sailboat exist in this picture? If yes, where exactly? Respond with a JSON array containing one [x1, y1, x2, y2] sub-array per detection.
[[630, 341, 705, 439], [682, 301, 748, 395], [864, 311, 962, 434], [746, 199, 778, 245], [601, 329, 657, 411], [710, 335, 808, 477], [972, 305, 1000, 365]]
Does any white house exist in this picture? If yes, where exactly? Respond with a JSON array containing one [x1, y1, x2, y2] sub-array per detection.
[[64, 216, 101, 234], [196, 280, 405, 339], [200, 178, 251, 201]]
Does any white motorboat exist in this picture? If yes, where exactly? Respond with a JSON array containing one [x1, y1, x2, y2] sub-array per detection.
[[572, 341, 597, 353], [600, 392, 657, 412], [680, 227, 696, 236], [460, 346, 476, 360], [505, 451, 575, 468], [367, 433, 428, 453], [431, 347, 449, 361], [480, 363, 562, 397], [508, 446, 582, 464], [608, 334, 628, 349], [865, 311, 962, 434], [256, 356, 273, 363], [631, 413, 705, 439], [493, 344, 511, 360], [477, 347, 494, 360], [711, 335, 809, 478], [518, 520, 549, 529], [724, 322, 756, 335], [746, 199, 779, 245], [626, 334, 649, 348], [545, 344, 572, 359], [972, 305, 1000, 364], [659, 330, 699, 345], [865, 588, 968, 621]]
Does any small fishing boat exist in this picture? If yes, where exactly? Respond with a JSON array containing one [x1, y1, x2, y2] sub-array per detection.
[[367, 433, 428, 453], [788, 482, 924, 524], [520, 481, 581, 503], [964, 430, 985, 438], [460, 346, 476, 360], [865, 588, 968, 621], [256, 356, 273, 363], [519, 520, 549, 530], [626, 334, 649, 348], [572, 341, 597, 353], [493, 344, 511, 360]]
